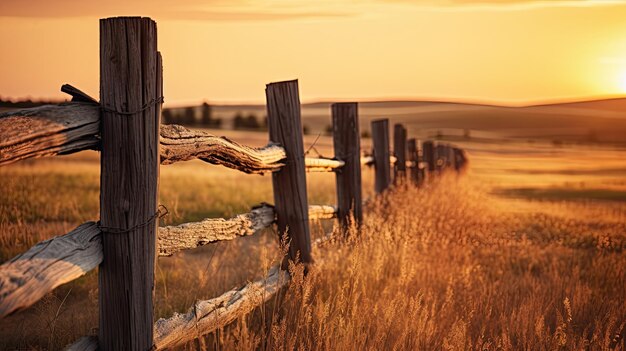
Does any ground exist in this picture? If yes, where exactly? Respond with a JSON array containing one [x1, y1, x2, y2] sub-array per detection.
[[0, 122, 625, 349]]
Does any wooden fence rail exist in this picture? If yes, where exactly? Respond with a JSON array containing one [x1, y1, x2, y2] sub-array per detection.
[[0, 104, 346, 174], [153, 265, 290, 350], [0, 204, 339, 318], [0, 222, 102, 319], [0, 16, 469, 351]]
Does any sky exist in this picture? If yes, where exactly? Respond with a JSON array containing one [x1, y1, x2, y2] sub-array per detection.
[[2, 0, 626, 105]]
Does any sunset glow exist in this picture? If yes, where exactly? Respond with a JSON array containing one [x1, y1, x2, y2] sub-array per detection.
[[2, 0, 626, 105], [618, 70, 626, 93]]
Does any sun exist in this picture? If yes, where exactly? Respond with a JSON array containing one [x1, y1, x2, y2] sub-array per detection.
[[619, 70, 626, 93]]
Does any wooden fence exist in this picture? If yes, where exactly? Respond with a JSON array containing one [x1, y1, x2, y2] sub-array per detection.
[[0, 17, 468, 351]]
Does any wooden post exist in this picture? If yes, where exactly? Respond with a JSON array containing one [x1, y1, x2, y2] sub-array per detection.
[[332, 103, 362, 229], [266, 80, 312, 264], [393, 124, 407, 184], [371, 119, 391, 193], [436, 143, 446, 173], [407, 138, 419, 186], [423, 140, 435, 174], [454, 147, 468, 171], [99, 17, 160, 351], [417, 141, 426, 185], [447, 145, 456, 169]]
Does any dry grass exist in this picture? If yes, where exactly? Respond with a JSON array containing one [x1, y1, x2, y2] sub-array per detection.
[[0, 135, 625, 350], [250, 178, 626, 350]]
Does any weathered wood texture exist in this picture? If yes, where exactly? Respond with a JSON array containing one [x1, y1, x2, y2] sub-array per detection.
[[0, 222, 102, 319], [266, 80, 312, 264], [153, 266, 289, 350], [162, 124, 342, 172], [417, 142, 426, 184], [371, 119, 391, 193], [393, 123, 407, 184], [65, 336, 98, 351], [158, 205, 275, 256], [0, 103, 100, 166], [447, 145, 456, 169], [332, 103, 363, 228], [98, 17, 159, 351], [0, 203, 337, 317], [0, 104, 342, 175], [436, 144, 446, 172], [422, 141, 435, 173], [305, 157, 344, 172], [158, 204, 335, 256], [61, 84, 99, 104], [308, 205, 338, 220], [407, 138, 419, 185], [160, 124, 286, 173], [153, 214, 345, 351]]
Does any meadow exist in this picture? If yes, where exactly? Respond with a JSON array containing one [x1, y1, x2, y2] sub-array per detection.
[[0, 126, 625, 350]]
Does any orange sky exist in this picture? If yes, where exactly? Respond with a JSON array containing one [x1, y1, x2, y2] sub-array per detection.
[[2, 0, 626, 105]]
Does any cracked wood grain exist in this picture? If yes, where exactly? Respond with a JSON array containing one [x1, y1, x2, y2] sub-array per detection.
[[0, 103, 100, 166], [157, 204, 337, 256], [304, 157, 344, 172], [158, 204, 276, 256], [152, 265, 289, 350], [0, 103, 342, 175], [0, 222, 102, 319], [160, 124, 286, 174]]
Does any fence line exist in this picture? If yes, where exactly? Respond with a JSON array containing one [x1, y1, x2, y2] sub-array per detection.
[[0, 99, 346, 174], [0, 16, 469, 350], [0, 204, 339, 317]]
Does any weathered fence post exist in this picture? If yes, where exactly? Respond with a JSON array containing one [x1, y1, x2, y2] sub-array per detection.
[[332, 102, 362, 229], [99, 17, 160, 351], [436, 143, 446, 173], [266, 80, 312, 264], [417, 141, 426, 185], [423, 140, 435, 176], [393, 123, 407, 184], [447, 145, 456, 169], [454, 147, 468, 171], [371, 119, 391, 193], [407, 138, 419, 186]]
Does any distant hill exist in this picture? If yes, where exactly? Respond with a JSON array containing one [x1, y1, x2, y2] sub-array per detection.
[[528, 97, 626, 112], [207, 98, 626, 144]]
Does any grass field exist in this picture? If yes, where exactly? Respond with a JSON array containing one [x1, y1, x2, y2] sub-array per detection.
[[0, 126, 625, 349]]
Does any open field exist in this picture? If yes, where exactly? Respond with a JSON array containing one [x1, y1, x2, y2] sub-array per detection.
[[1, 123, 625, 349]]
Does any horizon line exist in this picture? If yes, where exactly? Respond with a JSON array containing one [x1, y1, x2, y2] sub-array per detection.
[[3, 93, 626, 109], [149, 93, 626, 109]]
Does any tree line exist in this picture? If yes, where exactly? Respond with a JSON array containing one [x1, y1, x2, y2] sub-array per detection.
[[162, 103, 222, 128], [162, 103, 272, 131]]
